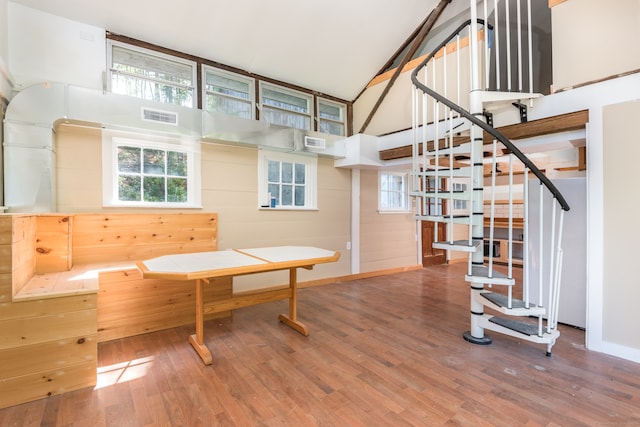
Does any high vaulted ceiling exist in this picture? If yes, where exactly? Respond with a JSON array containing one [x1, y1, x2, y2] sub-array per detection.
[[9, 0, 468, 101]]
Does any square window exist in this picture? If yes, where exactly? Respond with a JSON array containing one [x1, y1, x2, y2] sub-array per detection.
[[379, 172, 410, 213], [103, 133, 201, 208], [259, 150, 317, 210]]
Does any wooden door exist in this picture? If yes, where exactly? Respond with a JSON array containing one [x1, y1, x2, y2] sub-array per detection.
[[422, 221, 446, 266]]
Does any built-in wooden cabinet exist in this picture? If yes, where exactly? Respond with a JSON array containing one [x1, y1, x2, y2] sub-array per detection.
[[483, 218, 524, 266], [482, 199, 524, 266]]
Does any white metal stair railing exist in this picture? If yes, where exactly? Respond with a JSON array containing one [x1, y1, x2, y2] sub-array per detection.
[[409, 0, 570, 355]]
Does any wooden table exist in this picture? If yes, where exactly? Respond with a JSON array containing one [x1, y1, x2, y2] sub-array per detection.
[[137, 246, 340, 364]]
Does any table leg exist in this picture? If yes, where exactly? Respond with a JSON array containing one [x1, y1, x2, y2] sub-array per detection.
[[189, 278, 213, 365], [278, 268, 309, 336]]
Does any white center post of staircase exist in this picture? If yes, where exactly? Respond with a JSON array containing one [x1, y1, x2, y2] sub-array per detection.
[[464, 1, 491, 345]]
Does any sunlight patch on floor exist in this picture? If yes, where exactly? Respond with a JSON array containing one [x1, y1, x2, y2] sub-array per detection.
[[95, 356, 155, 389]]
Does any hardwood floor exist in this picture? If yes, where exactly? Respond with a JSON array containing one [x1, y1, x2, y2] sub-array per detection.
[[2, 263, 639, 426]]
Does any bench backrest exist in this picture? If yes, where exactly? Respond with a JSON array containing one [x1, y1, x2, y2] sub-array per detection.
[[2, 212, 219, 296], [72, 213, 218, 264]]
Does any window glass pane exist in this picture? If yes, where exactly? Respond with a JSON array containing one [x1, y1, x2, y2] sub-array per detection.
[[282, 162, 293, 183], [143, 176, 165, 202], [261, 107, 311, 130], [319, 121, 345, 136], [282, 184, 293, 205], [110, 43, 195, 108], [262, 87, 309, 113], [391, 175, 403, 191], [318, 99, 346, 136], [118, 146, 141, 173], [167, 177, 188, 202], [380, 173, 408, 210], [380, 175, 389, 191], [294, 186, 305, 206], [167, 151, 187, 177], [206, 96, 252, 119], [165, 152, 185, 176], [268, 160, 280, 182], [112, 46, 193, 84], [118, 175, 141, 201], [205, 73, 250, 99], [204, 69, 254, 119], [268, 183, 280, 205], [111, 73, 194, 107], [295, 163, 305, 184], [319, 102, 342, 121], [143, 149, 166, 175]]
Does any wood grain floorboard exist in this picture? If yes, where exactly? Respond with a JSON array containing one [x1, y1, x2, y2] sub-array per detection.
[[1, 263, 639, 426]]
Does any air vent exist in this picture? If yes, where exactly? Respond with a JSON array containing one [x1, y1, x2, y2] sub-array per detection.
[[141, 108, 178, 126], [304, 136, 326, 149]]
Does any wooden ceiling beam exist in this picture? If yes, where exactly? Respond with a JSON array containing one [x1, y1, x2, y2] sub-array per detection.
[[358, 0, 452, 134], [482, 109, 588, 144], [378, 109, 589, 161]]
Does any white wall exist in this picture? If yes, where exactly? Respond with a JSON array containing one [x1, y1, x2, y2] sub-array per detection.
[[0, 0, 11, 99], [8, 2, 105, 91], [552, 0, 640, 91], [602, 100, 640, 352]]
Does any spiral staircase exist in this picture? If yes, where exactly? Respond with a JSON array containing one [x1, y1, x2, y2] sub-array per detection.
[[410, 1, 569, 355]]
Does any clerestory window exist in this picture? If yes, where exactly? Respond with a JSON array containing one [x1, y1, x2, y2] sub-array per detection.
[[317, 97, 346, 136], [203, 66, 255, 119], [108, 40, 197, 108], [259, 82, 313, 131]]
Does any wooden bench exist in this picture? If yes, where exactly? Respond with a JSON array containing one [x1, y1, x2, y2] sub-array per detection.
[[0, 212, 230, 409]]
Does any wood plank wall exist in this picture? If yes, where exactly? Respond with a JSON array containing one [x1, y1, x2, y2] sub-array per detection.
[[0, 216, 14, 304], [35, 215, 72, 274], [8, 215, 37, 296], [72, 213, 219, 264]]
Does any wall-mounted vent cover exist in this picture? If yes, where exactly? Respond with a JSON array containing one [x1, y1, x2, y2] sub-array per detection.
[[304, 136, 326, 149], [141, 108, 178, 126]]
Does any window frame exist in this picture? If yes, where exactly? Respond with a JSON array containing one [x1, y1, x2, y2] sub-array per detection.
[[102, 133, 202, 209], [259, 82, 314, 131], [202, 65, 255, 119], [107, 40, 198, 108], [378, 171, 410, 213], [258, 149, 317, 211], [450, 179, 470, 214], [317, 97, 347, 136]]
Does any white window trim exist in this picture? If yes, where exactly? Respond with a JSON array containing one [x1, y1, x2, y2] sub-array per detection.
[[107, 39, 198, 108], [102, 131, 202, 208], [378, 171, 411, 214], [258, 149, 317, 211], [258, 81, 314, 130], [202, 65, 255, 119]]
